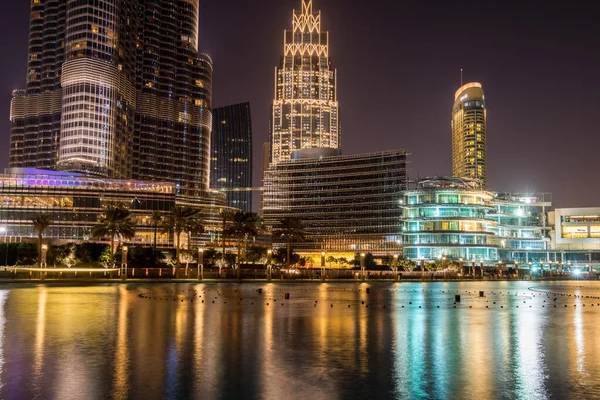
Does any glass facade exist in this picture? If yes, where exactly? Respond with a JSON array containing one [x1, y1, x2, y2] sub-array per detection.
[[402, 178, 555, 263], [133, 0, 213, 197], [452, 83, 487, 186], [269, 0, 340, 165], [10, 0, 213, 197], [211, 103, 253, 212], [0, 169, 231, 249], [402, 177, 499, 261], [262, 150, 407, 255]]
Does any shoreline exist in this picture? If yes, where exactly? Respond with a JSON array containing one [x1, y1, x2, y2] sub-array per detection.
[[0, 277, 594, 285]]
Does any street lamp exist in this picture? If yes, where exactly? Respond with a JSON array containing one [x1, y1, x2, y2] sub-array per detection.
[[515, 261, 519, 279], [360, 253, 366, 280], [321, 251, 326, 281], [41, 245, 48, 268], [393, 254, 399, 280], [267, 249, 273, 281], [121, 246, 129, 280], [198, 247, 204, 281]]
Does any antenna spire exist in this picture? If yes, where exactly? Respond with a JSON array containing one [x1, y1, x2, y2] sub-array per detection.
[[460, 69, 463, 87]]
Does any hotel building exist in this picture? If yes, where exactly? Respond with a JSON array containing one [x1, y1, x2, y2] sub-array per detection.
[[269, 0, 340, 165], [452, 83, 487, 186]]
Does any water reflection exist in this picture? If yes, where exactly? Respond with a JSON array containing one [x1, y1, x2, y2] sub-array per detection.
[[0, 282, 599, 399]]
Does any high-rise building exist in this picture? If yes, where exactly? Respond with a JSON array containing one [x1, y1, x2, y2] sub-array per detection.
[[452, 82, 487, 186], [11, 0, 138, 178], [133, 0, 213, 197], [269, 0, 340, 165], [210, 103, 253, 212], [9, 0, 213, 197]]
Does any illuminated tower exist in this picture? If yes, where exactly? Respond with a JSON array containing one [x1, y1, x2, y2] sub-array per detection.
[[269, 0, 340, 165], [9, 0, 213, 195], [133, 0, 213, 196], [452, 82, 487, 186]]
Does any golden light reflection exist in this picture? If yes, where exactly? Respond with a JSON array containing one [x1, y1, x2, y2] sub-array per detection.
[[32, 288, 47, 394], [113, 285, 130, 399]]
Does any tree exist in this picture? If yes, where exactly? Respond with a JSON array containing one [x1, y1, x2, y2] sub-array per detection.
[[179, 250, 196, 276], [91, 205, 137, 264], [246, 245, 268, 264], [150, 211, 163, 249], [272, 217, 306, 268], [218, 208, 236, 259], [32, 213, 52, 268], [162, 206, 202, 266], [225, 211, 262, 269]]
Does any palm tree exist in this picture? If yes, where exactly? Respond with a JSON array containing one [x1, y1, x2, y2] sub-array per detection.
[[162, 206, 202, 266], [150, 211, 163, 249], [218, 208, 236, 259], [273, 217, 306, 268], [91, 205, 137, 261], [32, 214, 52, 268], [225, 211, 262, 270]]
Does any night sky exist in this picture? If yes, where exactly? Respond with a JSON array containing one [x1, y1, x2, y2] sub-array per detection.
[[1, 0, 599, 211]]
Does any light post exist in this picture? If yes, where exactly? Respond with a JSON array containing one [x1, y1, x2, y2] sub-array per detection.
[[420, 256, 425, 279], [458, 258, 464, 276], [471, 258, 475, 277], [41, 244, 48, 268], [121, 246, 128, 280], [498, 260, 502, 279], [321, 251, 326, 281], [360, 253, 366, 281], [267, 250, 272, 281], [515, 261, 519, 279], [40, 244, 48, 281], [197, 247, 204, 281], [480, 258, 484, 279], [393, 255, 399, 281]]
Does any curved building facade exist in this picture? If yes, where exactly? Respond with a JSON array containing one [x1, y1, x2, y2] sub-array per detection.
[[10, 0, 214, 198], [402, 177, 499, 261], [133, 0, 213, 196], [263, 150, 407, 256], [57, 0, 138, 177], [269, 0, 340, 165], [452, 83, 487, 186]]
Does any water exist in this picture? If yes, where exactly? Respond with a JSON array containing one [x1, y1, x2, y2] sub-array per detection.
[[1, 281, 600, 400]]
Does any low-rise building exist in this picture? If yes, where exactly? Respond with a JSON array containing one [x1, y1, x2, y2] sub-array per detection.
[[0, 168, 234, 248]]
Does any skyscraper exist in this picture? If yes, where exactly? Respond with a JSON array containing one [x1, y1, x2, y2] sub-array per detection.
[[11, 0, 138, 178], [9, 0, 213, 196], [269, 0, 340, 165], [210, 103, 253, 212], [133, 0, 213, 197], [452, 82, 487, 186]]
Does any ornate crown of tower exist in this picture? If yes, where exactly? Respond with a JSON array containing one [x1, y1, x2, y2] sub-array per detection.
[[286, 0, 328, 57]]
